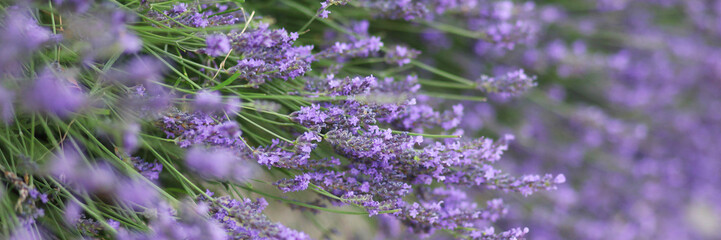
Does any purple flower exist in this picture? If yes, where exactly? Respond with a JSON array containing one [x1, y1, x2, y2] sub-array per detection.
[[275, 173, 311, 192], [225, 23, 314, 86], [201, 193, 311, 239], [357, 0, 429, 20], [318, 0, 350, 18], [185, 146, 256, 183], [385, 45, 421, 66], [63, 201, 83, 225], [48, 148, 118, 193], [169, 3, 188, 14], [116, 179, 158, 207], [53, 0, 92, 13], [476, 69, 537, 97], [123, 123, 141, 153], [130, 156, 163, 181], [161, 111, 244, 148], [205, 34, 231, 57], [23, 68, 87, 118], [193, 90, 240, 114], [0, 6, 56, 75], [0, 87, 14, 123], [62, 8, 142, 59]]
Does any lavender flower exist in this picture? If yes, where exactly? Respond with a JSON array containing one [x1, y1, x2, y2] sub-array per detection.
[[53, 0, 92, 13], [185, 146, 255, 183], [385, 45, 421, 66], [148, 3, 244, 28], [48, 148, 118, 193], [22, 68, 87, 117], [226, 23, 314, 86], [0, 164, 47, 226], [0, 6, 56, 75], [62, 7, 142, 59], [130, 156, 163, 181], [0, 87, 15, 123], [161, 110, 244, 148], [113, 201, 227, 240], [357, 0, 429, 20], [116, 179, 159, 207], [476, 69, 537, 97], [123, 123, 141, 153], [201, 192, 311, 240], [193, 90, 240, 115], [318, 0, 350, 18], [205, 34, 232, 57], [63, 201, 83, 226]]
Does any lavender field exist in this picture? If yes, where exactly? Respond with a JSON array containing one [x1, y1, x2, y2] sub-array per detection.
[[0, 0, 719, 239]]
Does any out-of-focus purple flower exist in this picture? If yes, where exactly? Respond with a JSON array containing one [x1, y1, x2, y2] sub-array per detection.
[[48, 148, 117, 193], [0, 6, 56, 75], [123, 123, 140, 153], [201, 193, 311, 239], [476, 69, 537, 97], [123, 84, 172, 119], [316, 36, 384, 59], [0, 87, 14, 123], [192, 90, 240, 115], [116, 179, 158, 207], [169, 3, 188, 14], [193, 90, 223, 112], [186, 147, 234, 178], [54, 0, 92, 13], [205, 34, 231, 57], [385, 45, 421, 66], [493, 1, 515, 20], [62, 8, 141, 60], [116, 200, 227, 240], [110, 57, 167, 86], [63, 201, 83, 225], [185, 146, 255, 183], [357, 0, 429, 20], [9, 225, 44, 240], [421, 29, 452, 50], [23, 68, 87, 118]]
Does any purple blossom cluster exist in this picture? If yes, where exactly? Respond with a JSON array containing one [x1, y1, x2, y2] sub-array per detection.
[[358, 0, 429, 20], [476, 69, 537, 97], [129, 156, 163, 181], [385, 45, 422, 66], [193, 90, 241, 115], [399, 187, 511, 235], [315, 21, 384, 60], [226, 23, 314, 86], [201, 192, 311, 240], [147, 3, 244, 28], [278, 70, 562, 237], [205, 34, 232, 57], [161, 110, 244, 148], [0, 164, 48, 227], [0, 5, 56, 76], [254, 132, 334, 169], [115, 201, 227, 240], [318, 0, 351, 18], [351, 0, 540, 49]]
